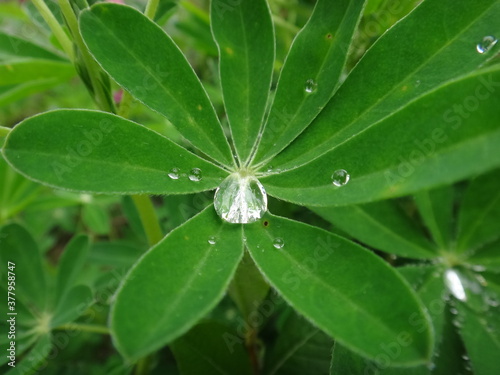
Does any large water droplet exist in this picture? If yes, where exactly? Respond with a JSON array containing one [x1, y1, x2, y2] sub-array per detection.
[[208, 236, 216, 245], [189, 168, 202, 182], [305, 79, 317, 93], [476, 35, 498, 54], [332, 169, 350, 187], [214, 172, 267, 224], [444, 269, 467, 301], [168, 167, 180, 180], [273, 238, 284, 249]]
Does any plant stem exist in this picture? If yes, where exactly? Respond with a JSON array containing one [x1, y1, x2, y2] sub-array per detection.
[[272, 14, 300, 33], [144, 0, 160, 19], [57, 0, 114, 112], [131, 195, 164, 246], [55, 323, 110, 335], [31, 0, 74, 60]]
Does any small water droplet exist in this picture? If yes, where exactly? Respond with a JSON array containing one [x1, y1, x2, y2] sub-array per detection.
[[471, 264, 486, 272], [476, 35, 498, 54], [168, 167, 180, 180], [208, 236, 216, 245], [214, 172, 267, 224], [450, 307, 458, 315], [444, 269, 467, 301], [305, 79, 317, 93], [331, 169, 350, 187], [189, 168, 202, 182], [461, 354, 469, 361], [273, 238, 284, 249]]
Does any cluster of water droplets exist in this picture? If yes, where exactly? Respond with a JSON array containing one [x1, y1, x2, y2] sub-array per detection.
[[476, 35, 497, 54], [168, 167, 203, 182]]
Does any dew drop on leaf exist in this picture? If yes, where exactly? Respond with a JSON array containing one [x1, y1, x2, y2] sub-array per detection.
[[331, 169, 350, 187], [189, 168, 202, 182], [444, 269, 467, 301], [168, 167, 180, 180], [476, 35, 497, 54], [304, 79, 317, 93], [208, 236, 216, 245], [214, 172, 267, 224], [273, 237, 284, 249]]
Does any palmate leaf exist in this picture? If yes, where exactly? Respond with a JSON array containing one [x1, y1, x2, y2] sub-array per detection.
[[79, 3, 234, 167], [2, 110, 229, 195], [262, 66, 500, 206], [267, 0, 500, 171], [111, 207, 244, 361], [252, 0, 366, 166], [244, 213, 433, 365], [211, 0, 274, 163]]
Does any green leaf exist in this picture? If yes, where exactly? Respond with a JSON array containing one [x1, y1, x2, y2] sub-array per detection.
[[268, 0, 500, 170], [5, 334, 52, 375], [263, 310, 332, 375], [0, 224, 47, 312], [55, 234, 89, 303], [244, 213, 433, 365], [110, 206, 244, 361], [330, 266, 447, 374], [0, 59, 74, 85], [51, 285, 93, 327], [88, 241, 144, 268], [0, 32, 65, 61], [171, 321, 252, 375], [79, 3, 234, 167], [0, 77, 69, 107], [2, 110, 228, 194], [414, 186, 454, 250], [467, 238, 500, 272], [228, 251, 269, 322], [456, 168, 500, 253], [211, 0, 274, 163], [252, 0, 366, 166], [311, 200, 436, 259], [262, 66, 500, 206], [457, 303, 500, 375], [82, 204, 110, 235]]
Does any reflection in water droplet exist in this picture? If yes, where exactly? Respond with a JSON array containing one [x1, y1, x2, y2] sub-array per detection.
[[476, 35, 498, 54], [273, 238, 284, 249], [208, 236, 216, 245], [332, 169, 350, 187], [444, 269, 467, 301], [305, 79, 317, 93], [189, 168, 202, 182], [168, 168, 180, 180], [214, 172, 267, 224]]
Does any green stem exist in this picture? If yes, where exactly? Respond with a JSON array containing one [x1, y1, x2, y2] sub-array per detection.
[[131, 195, 164, 246], [31, 0, 74, 60], [55, 323, 110, 335], [57, 0, 114, 112], [144, 0, 160, 19], [272, 14, 300, 34]]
